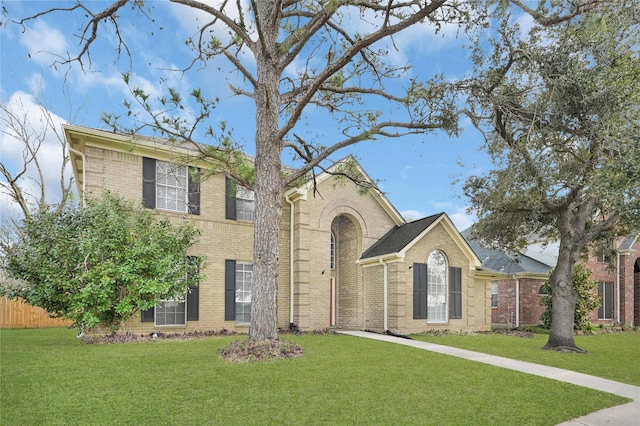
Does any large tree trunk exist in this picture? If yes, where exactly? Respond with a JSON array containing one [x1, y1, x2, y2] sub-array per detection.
[[543, 262, 582, 351], [543, 214, 585, 352], [249, 2, 282, 343]]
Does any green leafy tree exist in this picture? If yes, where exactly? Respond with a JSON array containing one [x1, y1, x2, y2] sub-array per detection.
[[1, 192, 203, 334], [540, 264, 601, 334], [463, 2, 640, 351], [10, 1, 596, 344]]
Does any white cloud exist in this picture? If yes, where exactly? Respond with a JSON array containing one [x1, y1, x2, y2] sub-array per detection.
[[400, 209, 424, 222], [19, 20, 69, 67], [448, 206, 475, 232]]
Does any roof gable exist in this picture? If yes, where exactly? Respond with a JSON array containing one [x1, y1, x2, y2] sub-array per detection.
[[359, 213, 481, 268], [298, 155, 405, 227]]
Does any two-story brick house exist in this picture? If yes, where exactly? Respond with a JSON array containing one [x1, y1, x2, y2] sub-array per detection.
[[65, 124, 495, 335]]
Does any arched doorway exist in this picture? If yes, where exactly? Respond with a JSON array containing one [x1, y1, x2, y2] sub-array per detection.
[[330, 214, 362, 329]]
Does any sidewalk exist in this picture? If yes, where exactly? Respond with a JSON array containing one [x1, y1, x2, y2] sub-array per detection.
[[336, 330, 640, 426]]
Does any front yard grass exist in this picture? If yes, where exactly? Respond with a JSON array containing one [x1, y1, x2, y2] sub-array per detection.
[[1, 328, 628, 425], [412, 330, 640, 386]]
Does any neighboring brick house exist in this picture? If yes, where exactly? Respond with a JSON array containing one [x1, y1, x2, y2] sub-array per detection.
[[581, 234, 640, 327], [65, 124, 495, 335], [463, 227, 640, 328], [461, 228, 552, 328]]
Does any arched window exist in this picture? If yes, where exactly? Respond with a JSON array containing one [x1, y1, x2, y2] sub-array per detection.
[[427, 250, 448, 322], [330, 232, 336, 270]]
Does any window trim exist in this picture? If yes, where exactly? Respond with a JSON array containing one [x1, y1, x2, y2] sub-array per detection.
[[330, 232, 336, 270], [491, 281, 499, 308], [154, 297, 187, 327], [235, 261, 253, 325], [142, 157, 200, 215], [427, 250, 448, 323]]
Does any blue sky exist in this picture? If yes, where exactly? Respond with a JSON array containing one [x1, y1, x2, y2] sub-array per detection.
[[1, 1, 530, 230]]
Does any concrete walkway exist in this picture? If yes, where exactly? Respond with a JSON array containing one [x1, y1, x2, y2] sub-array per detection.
[[336, 330, 640, 426]]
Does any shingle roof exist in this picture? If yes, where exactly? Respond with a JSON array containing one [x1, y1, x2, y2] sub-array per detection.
[[618, 231, 640, 251], [460, 227, 552, 275], [360, 213, 443, 259]]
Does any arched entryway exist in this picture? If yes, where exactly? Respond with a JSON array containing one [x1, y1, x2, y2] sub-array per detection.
[[634, 258, 640, 326], [330, 214, 362, 329]]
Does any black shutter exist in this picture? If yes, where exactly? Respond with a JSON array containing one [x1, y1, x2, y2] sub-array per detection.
[[142, 157, 156, 209], [598, 282, 604, 319], [141, 307, 155, 322], [225, 259, 236, 321], [225, 176, 236, 220], [413, 263, 428, 319], [449, 266, 462, 319], [186, 256, 199, 321], [188, 167, 201, 215], [187, 285, 199, 321]]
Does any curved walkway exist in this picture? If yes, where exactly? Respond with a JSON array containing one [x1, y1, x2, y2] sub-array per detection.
[[337, 330, 640, 426]]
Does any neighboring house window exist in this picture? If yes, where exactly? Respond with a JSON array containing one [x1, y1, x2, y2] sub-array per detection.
[[598, 253, 612, 263], [142, 157, 200, 215], [598, 281, 613, 320], [427, 250, 448, 323], [156, 298, 186, 326], [225, 176, 255, 221], [224, 259, 253, 324], [330, 232, 336, 270], [491, 281, 499, 308]]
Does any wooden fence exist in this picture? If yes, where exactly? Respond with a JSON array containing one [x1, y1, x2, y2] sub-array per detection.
[[0, 297, 72, 328]]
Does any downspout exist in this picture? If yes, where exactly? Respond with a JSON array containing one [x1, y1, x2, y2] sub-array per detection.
[[285, 194, 295, 328], [617, 252, 621, 324], [68, 146, 86, 206], [379, 258, 388, 332], [515, 278, 520, 329]]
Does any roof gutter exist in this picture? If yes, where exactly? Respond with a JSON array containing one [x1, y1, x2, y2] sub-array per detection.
[[379, 258, 389, 332], [284, 188, 306, 328]]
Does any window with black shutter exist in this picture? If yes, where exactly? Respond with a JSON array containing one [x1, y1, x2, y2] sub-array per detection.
[[413, 263, 428, 319]]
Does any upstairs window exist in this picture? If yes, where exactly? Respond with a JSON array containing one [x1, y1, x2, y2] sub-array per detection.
[[236, 186, 256, 221], [330, 232, 336, 270], [142, 157, 200, 215], [226, 176, 255, 221], [156, 161, 188, 212]]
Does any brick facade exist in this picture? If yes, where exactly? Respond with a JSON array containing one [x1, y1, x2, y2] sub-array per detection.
[[66, 125, 493, 335]]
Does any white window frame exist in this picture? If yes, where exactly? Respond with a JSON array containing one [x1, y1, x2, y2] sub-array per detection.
[[330, 232, 336, 270], [235, 186, 255, 221], [156, 160, 188, 213], [491, 281, 499, 308], [235, 262, 253, 324], [427, 250, 448, 323], [155, 297, 187, 326]]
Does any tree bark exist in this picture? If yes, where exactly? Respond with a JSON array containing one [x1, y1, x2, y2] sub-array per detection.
[[543, 212, 586, 352], [249, 2, 282, 343]]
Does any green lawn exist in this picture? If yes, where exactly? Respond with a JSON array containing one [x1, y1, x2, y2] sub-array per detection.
[[412, 330, 640, 386], [0, 328, 628, 425]]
